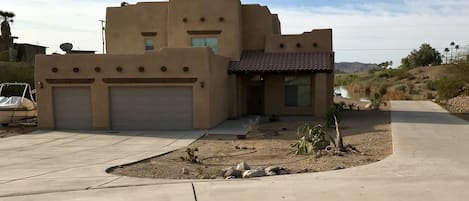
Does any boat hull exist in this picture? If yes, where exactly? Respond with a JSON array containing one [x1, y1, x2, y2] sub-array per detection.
[[0, 110, 37, 124]]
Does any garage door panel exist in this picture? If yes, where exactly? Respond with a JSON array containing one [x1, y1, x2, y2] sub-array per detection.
[[53, 87, 92, 130], [110, 87, 193, 130]]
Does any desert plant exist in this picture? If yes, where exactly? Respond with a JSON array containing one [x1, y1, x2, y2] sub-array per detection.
[[326, 103, 343, 127], [426, 80, 436, 91], [333, 116, 345, 151], [378, 86, 388, 96], [369, 93, 382, 109], [383, 91, 410, 100], [291, 123, 335, 155], [435, 77, 464, 100], [180, 147, 201, 164]]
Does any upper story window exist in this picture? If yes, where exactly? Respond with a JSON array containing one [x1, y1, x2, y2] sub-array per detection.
[[144, 38, 155, 51], [191, 38, 218, 54], [284, 75, 312, 107]]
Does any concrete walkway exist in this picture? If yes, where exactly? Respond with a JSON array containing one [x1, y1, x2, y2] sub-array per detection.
[[2, 101, 469, 200]]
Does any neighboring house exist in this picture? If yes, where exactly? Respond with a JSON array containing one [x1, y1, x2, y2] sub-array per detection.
[[14, 43, 46, 64], [35, 0, 334, 130]]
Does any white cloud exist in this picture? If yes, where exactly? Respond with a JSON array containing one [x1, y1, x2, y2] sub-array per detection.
[[2, 0, 468, 66], [269, 0, 469, 66]]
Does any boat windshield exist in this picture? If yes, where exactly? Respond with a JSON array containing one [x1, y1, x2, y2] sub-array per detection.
[[0, 96, 21, 106]]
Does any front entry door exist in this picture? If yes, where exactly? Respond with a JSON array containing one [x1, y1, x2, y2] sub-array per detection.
[[247, 82, 264, 114]]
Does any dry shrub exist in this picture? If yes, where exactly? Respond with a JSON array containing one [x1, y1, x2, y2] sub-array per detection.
[[383, 91, 410, 100]]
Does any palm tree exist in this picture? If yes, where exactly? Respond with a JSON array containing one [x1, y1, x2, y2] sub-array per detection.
[[444, 48, 450, 64], [0, 11, 15, 39], [455, 45, 460, 61], [450, 42, 455, 63]]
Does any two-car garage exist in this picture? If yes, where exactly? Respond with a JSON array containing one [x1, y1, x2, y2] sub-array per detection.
[[52, 87, 193, 130]]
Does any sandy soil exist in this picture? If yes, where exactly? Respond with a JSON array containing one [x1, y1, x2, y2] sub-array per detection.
[[112, 105, 392, 180]]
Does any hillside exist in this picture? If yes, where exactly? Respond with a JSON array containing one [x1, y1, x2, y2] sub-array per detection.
[[335, 63, 469, 101], [335, 62, 379, 73]]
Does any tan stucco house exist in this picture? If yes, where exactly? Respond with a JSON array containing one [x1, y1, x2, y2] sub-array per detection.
[[35, 0, 334, 130]]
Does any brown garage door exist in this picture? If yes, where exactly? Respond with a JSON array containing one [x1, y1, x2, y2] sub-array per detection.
[[53, 87, 92, 130], [110, 87, 193, 130]]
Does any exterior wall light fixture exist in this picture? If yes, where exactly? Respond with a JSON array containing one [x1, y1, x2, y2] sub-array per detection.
[[200, 81, 205, 88]]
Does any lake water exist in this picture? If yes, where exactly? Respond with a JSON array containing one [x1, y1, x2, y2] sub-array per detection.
[[334, 86, 371, 102]]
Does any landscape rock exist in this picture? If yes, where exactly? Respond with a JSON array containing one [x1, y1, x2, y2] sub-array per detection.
[[181, 168, 189, 174], [224, 167, 242, 178], [265, 166, 280, 173], [265, 171, 277, 176], [242, 168, 265, 178], [277, 169, 289, 175], [236, 162, 251, 171], [446, 96, 469, 113], [365, 103, 372, 109], [334, 166, 346, 170]]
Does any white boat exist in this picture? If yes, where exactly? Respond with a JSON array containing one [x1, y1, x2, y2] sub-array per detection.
[[0, 83, 37, 126]]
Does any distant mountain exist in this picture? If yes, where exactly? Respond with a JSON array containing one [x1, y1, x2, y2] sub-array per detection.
[[335, 62, 379, 73]]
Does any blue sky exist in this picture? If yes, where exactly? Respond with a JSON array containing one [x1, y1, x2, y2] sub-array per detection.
[[2, 0, 469, 66]]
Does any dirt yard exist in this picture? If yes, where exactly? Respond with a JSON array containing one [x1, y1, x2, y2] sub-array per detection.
[[112, 104, 392, 180], [0, 125, 37, 138]]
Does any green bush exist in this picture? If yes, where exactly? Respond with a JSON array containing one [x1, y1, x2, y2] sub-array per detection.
[[0, 51, 9, 61], [379, 86, 388, 96], [435, 77, 464, 100], [291, 123, 335, 155], [426, 80, 436, 91], [0, 62, 35, 95]]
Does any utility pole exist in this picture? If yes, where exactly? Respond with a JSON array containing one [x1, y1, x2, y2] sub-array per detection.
[[99, 20, 105, 54]]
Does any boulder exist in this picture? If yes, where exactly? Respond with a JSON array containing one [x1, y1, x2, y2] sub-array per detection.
[[265, 166, 280, 173], [236, 162, 251, 171], [224, 167, 242, 178], [265, 171, 277, 176], [242, 168, 265, 178], [277, 169, 289, 175]]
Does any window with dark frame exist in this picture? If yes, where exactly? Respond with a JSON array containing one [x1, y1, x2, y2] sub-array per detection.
[[191, 37, 218, 54], [144, 38, 155, 51], [284, 75, 312, 107]]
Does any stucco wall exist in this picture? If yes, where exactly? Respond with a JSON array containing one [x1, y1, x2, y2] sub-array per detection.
[[241, 5, 278, 50], [106, 2, 169, 54], [167, 0, 242, 60], [209, 53, 230, 127], [35, 48, 229, 130], [265, 29, 333, 53]]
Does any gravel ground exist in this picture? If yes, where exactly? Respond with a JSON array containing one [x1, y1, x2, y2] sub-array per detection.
[[112, 106, 392, 180]]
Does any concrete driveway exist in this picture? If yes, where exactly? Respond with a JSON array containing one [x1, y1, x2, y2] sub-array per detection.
[[2, 101, 469, 201], [0, 130, 205, 197]]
